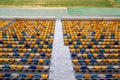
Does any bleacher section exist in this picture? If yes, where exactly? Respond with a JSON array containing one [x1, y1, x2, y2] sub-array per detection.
[[62, 18, 120, 80], [0, 18, 55, 80], [0, 20, 11, 29]]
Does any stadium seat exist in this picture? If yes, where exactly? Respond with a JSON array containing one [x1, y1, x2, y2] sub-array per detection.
[[62, 20, 120, 80], [0, 19, 55, 80]]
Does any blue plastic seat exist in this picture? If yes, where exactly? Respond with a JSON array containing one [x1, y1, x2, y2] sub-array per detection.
[[24, 53, 30, 57], [98, 53, 104, 57], [106, 74, 113, 78], [13, 52, 19, 57], [7, 44, 12, 48], [91, 31, 96, 36], [100, 34, 105, 39], [13, 48, 18, 52], [33, 58, 38, 63], [92, 38, 96, 42], [4, 74, 11, 77], [88, 53, 93, 57], [91, 74, 98, 78], [106, 44, 110, 48], [0, 41, 3, 44], [107, 66, 113, 69], [74, 45, 79, 49], [88, 44, 92, 49], [77, 41, 81, 45], [71, 54, 76, 58], [29, 66, 36, 69], [33, 74, 41, 78], [91, 59, 96, 63], [39, 45, 43, 48], [25, 44, 30, 48], [80, 48, 85, 53], [81, 66, 88, 70], [31, 35, 35, 38], [79, 60, 84, 63], [48, 44, 52, 49], [19, 73, 26, 78], [94, 42, 98, 45], [36, 41, 40, 44], [19, 41, 24, 44], [69, 42, 73, 45], [4, 65, 10, 69], [40, 53, 45, 57], [75, 74, 83, 79], [32, 48, 37, 53], [114, 42, 119, 45], [45, 41, 48, 44], [82, 36, 86, 39], [99, 49, 105, 52], [77, 34, 81, 36], [21, 58, 27, 62], [45, 59, 50, 63]]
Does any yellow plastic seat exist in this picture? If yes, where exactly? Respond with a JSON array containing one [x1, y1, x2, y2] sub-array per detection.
[[114, 59, 119, 63], [39, 59, 44, 64], [19, 53, 24, 57], [4, 58, 9, 62], [72, 59, 78, 64], [17, 65, 23, 69], [30, 53, 35, 57], [36, 65, 43, 69], [93, 53, 98, 57], [84, 74, 91, 78], [46, 53, 51, 58], [42, 49, 47, 53], [113, 74, 120, 78], [82, 54, 87, 58], [27, 59, 32, 63], [47, 49, 52, 53], [0, 73, 3, 77], [10, 58, 15, 62], [94, 66, 100, 70], [41, 74, 48, 79], [26, 74, 33, 79], [101, 66, 107, 70], [0, 53, 2, 57], [43, 45, 48, 49], [85, 59, 90, 63], [75, 49, 80, 53], [74, 65, 80, 71], [37, 49, 42, 53], [10, 65, 16, 69], [70, 49, 75, 53], [69, 45, 74, 49]]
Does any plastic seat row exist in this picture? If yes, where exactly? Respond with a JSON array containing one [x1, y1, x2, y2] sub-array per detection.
[[0, 73, 48, 79], [75, 74, 120, 79], [0, 53, 51, 58], [74, 65, 120, 71], [0, 20, 11, 29], [0, 19, 55, 80], [69, 44, 120, 49], [0, 48, 52, 53], [70, 48, 120, 53], [71, 53, 119, 58], [0, 44, 53, 49], [0, 58, 50, 64], [72, 59, 119, 64], [0, 64, 49, 71], [62, 20, 120, 80]]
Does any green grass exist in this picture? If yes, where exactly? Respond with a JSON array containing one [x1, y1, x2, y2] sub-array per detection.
[[115, 0, 120, 3], [0, 0, 120, 7]]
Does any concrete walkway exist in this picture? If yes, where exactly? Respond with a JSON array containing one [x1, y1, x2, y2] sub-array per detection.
[[49, 19, 76, 80]]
